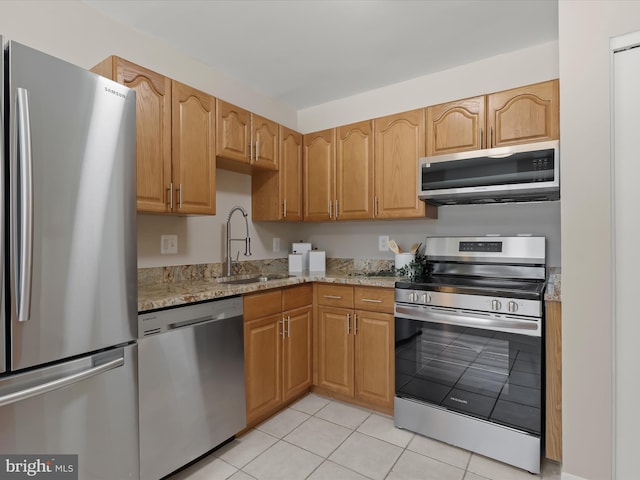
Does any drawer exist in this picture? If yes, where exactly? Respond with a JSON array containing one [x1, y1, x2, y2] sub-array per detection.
[[244, 289, 282, 320], [283, 284, 313, 311], [316, 284, 353, 308], [354, 286, 394, 314]]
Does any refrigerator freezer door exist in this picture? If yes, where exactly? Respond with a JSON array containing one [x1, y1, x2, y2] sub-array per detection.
[[7, 41, 137, 371], [0, 344, 139, 479]]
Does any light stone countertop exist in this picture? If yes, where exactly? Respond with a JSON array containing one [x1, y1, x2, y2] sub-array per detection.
[[138, 268, 562, 311], [138, 273, 399, 312]]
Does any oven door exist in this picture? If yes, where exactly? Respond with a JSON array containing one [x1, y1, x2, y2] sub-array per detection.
[[395, 304, 542, 436]]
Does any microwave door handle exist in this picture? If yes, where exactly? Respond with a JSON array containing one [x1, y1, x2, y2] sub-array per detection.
[[14, 88, 34, 323]]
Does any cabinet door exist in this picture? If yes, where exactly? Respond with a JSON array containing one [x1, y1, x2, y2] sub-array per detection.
[[171, 81, 216, 215], [110, 58, 172, 213], [336, 120, 374, 220], [426, 96, 486, 155], [253, 114, 279, 170], [303, 129, 335, 221], [244, 314, 283, 425], [280, 127, 304, 221], [487, 79, 559, 148], [282, 306, 312, 402], [545, 301, 562, 462], [251, 126, 303, 221], [216, 99, 251, 164], [317, 306, 354, 397], [354, 310, 394, 410], [374, 109, 435, 219]]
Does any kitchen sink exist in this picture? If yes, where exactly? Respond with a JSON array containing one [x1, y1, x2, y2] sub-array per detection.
[[219, 274, 291, 285]]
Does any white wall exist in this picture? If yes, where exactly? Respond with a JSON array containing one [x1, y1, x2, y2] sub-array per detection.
[[298, 41, 559, 133], [558, 2, 640, 479], [296, 202, 561, 266]]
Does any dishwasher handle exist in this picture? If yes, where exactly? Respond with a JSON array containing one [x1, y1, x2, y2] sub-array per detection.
[[168, 313, 242, 330]]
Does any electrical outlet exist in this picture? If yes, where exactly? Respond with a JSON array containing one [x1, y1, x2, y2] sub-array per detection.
[[273, 237, 280, 252], [378, 235, 389, 252], [161, 234, 178, 254]]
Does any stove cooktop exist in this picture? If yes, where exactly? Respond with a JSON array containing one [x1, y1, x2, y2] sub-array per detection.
[[395, 275, 546, 300]]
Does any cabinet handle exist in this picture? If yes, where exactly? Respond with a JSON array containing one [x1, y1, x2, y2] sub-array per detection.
[[280, 319, 285, 339], [168, 182, 173, 210], [480, 127, 483, 148], [178, 184, 183, 209], [374, 196, 379, 217], [248, 143, 253, 161], [323, 295, 342, 299], [346, 313, 350, 335], [329, 200, 333, 219], [361, 298, 382, 303], [287, 315, 291, 338], [353, 313, 357, 335], [335, 199, 339, 219], [255, 141, 259, 161], [283, 198, 287, 218]]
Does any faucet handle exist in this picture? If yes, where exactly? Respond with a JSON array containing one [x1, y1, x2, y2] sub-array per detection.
[[245, 237, 252, 256]]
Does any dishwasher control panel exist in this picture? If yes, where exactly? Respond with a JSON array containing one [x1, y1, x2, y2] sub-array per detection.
[[138, 296, 243, 337]]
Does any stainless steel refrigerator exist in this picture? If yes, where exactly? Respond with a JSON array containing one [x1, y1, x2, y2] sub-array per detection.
[[0, 38, 139, 479]]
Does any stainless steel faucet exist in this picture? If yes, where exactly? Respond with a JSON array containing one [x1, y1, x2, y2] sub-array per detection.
[[225, 206, 252, 276]]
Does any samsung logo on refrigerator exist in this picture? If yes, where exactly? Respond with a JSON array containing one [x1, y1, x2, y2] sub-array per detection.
[[104, 86, 126, 99]]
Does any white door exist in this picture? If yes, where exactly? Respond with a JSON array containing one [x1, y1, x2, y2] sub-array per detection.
[[612, 32, 640, 479]]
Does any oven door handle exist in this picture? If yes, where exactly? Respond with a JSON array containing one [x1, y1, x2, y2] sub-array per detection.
[[395, 304, 541, 337]]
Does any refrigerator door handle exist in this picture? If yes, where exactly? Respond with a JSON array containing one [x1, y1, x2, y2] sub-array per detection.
[[0, 355, 124, 408], [15, 87, 34, 323]]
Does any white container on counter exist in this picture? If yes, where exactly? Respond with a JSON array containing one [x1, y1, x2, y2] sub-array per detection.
[[292, 242, 312, 271], [309, 250, 326, 273], [288, 253, 303, 273], [395, 253, 415, 270]]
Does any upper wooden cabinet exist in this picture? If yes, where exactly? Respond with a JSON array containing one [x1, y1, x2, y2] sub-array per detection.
[[426, 80, 559, 155], [374, 109, 436, 219], [171, 81, 216, 215], [426, 96, 486, 156], [91, 57, 215, 214], [488, 79, 559, 148], [92, 57, 171, 213], [303, 121, 375, 222], [303, 129, 335, 221], [335, 120, 375, 220], [216, 99, 279, 173], [252, 126, 303, 221]]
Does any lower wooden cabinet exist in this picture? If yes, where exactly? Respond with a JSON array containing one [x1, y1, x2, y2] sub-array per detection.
[[545, 301, 562, 462], [315, 284, 394, 413], [244, 285, 312, 426]]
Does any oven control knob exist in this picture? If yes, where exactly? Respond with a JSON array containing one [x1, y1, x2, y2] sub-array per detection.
[[491, 299, 502, 311], [409, 292, 419, 303], [508, 301, 519, 313], [421, 293, 432, 304]]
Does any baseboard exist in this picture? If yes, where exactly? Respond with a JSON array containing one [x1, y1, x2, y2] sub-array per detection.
[[562, 473, 589, 480]]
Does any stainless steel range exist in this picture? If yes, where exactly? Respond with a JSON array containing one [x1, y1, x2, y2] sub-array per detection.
[[394, 236, 546, 474]]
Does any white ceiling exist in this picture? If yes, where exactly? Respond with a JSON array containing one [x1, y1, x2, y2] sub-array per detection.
[[83, 0, 558, 111]]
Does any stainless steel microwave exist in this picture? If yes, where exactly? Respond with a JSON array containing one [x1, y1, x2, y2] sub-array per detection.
[[418, 140, 560, 205]]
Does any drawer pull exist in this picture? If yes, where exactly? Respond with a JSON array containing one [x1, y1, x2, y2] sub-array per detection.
[[361, 298, 382, 303], [323, 295, 342, 299]]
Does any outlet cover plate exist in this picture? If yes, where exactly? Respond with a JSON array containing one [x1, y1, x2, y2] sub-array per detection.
[[161, 234, 178, 254], [378, 235, 389, 252]]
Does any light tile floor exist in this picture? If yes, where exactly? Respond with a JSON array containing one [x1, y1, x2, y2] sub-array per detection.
[[168, 393, 562, 480]]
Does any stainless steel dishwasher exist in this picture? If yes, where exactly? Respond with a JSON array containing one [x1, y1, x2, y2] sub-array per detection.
[[137, 296, 245, 480]]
